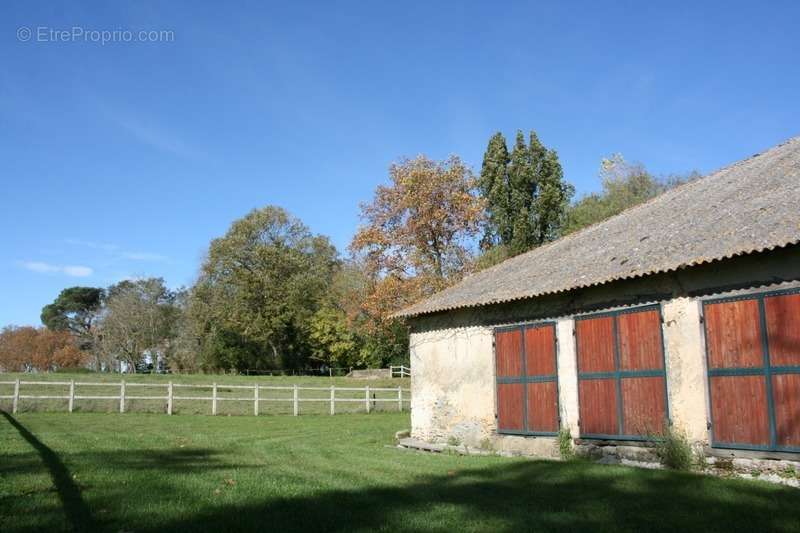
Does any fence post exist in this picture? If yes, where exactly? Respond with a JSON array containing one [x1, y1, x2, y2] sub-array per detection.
[[167, 381, 173, 415], [254, 384, 259, 416], [12, 379, 20, 414], [330, 385, 335, 415], [398, 386, 403, 412], [68, 380, 75, 413], [120, 380, 126, 414], [365, 385, 370, 414], [293, 385, 299, 416], [212, 383, 217, 416]]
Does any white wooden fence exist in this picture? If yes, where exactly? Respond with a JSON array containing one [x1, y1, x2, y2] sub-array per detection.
[[390, 365, 411, 378], [0, 379, 410, 416]]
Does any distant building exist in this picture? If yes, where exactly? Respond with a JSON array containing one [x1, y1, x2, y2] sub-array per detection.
[[395, 137, 800, 460]]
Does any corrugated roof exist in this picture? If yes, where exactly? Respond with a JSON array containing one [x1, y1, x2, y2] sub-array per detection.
[[395, 136, 800, 318]]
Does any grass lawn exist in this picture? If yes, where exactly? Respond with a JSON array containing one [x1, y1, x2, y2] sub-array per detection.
[[1, 412, 799, 533]]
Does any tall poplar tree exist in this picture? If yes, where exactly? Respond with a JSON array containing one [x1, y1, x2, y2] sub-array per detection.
[[529, 132, 573, 245], [507, 131, 536, 253], [479, 129, 573, 257], [478, 132, 511, 247]]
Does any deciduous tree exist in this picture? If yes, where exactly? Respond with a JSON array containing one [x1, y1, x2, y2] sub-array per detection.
[[0, 326, 85, 372], [479, 132, 511, 248], [480, 130, 573, 256], [308, 306, 359, 367], [351, 155, 483, 317], [190, 206, 338, 372], [563, 154, 699, 235], [97, 278, 180, 372]]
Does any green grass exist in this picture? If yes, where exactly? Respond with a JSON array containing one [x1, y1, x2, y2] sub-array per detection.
[[0, 372, 409, 416], [1, 413, 799, 533]]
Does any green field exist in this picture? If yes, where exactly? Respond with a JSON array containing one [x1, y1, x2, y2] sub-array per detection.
[[2, 412, 799, 532], [0, 373, 410, 416]]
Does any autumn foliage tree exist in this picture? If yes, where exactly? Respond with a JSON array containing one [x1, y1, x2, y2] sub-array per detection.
[[0, 326, 85, 372], [351, 155, 484, 321]]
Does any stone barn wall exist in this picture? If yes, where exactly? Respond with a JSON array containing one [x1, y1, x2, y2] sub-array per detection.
[[408, 246, 800, 459], [410, 326, 494, 446]]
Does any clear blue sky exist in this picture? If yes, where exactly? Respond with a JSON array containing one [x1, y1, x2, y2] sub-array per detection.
[[1, 1, 798, 327]]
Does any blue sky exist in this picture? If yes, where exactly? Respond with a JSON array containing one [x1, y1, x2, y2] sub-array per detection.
[[1, 1, 798, 327]]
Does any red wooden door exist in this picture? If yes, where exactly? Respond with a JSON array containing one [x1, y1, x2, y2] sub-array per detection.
[[495, 323, 559, 435], [525, 325, 559, 433], [765, 293, 800, 449], [576, 316, 618, 435], [617, 309, 667, 436], [576, 306, 668, 439], [495, 328, 524, 431], [704, 290, 800, 452]]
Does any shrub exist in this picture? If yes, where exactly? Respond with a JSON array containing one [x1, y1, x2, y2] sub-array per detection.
[[558, 427, 574, 460], [447, 435, 462, 447], [447, 435, 461, 446], [695, 450, 708, 471], [651, 427, 693, 471]]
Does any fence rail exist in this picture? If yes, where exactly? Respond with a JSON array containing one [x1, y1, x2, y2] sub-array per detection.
[[390, 365, 411, 378], [0, 379, 410, 417]]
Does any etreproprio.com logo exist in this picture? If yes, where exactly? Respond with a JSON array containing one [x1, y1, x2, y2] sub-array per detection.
[[17, 26, 175, 44]]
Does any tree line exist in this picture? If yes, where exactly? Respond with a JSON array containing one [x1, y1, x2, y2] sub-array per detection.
[[0, 129, 697, 374]]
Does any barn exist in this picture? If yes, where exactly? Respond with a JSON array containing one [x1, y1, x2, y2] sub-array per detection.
[[395, 136, 800, 462]]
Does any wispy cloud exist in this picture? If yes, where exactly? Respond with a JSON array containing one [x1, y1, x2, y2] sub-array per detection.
[[21, 261, 93, 277], [121, 252, 168, 262], [94, 101, 201, 160], [22, 261, 60, 273], [116, 115, 197, 159], [65, 239, 168, 263], [64, 239, 120, 251], [62, 265, 94, 277]]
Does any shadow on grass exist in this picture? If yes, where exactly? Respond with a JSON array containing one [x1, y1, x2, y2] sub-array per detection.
[[1, 411, 95, 532], [3, 412, 799, 533], [137, 458, 800, 533]]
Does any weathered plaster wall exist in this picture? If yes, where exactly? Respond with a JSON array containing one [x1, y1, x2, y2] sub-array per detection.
[[556, 318, 579, 438], [410, 326, 495, 446], [662, 297, 709, 444]]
